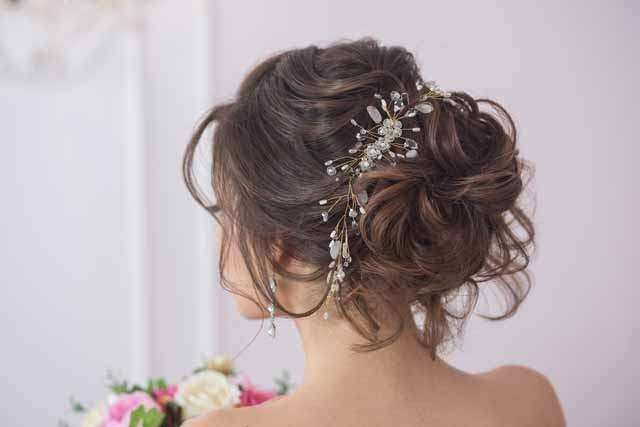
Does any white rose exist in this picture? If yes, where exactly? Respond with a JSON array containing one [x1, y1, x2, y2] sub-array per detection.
[[80, 401, 107, 427], [206, 354, 234, 375], [175, 370, 241, 419]]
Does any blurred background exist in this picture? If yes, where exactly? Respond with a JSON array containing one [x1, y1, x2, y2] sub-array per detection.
[[0, 0, 637, 425]]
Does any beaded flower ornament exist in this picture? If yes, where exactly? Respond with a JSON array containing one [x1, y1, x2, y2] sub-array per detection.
[[317, 77, 450, 320]]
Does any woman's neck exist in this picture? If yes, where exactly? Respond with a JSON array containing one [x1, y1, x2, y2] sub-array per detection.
[[291, 310, 461, 399]]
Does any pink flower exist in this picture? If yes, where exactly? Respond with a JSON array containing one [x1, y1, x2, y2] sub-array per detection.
[[101, 391, 161, 427], [152, 384, 178, 406], [235, 375, 278, 407]]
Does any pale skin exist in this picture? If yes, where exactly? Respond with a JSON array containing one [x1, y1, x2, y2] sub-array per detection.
[[184, 224, 566, 427]]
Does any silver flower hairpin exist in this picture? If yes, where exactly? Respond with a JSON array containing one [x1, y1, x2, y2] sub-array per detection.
[[317, 77, 450, 320]]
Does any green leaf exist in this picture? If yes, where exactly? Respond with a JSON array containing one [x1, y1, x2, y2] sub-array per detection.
[[106, 370, 146, 394], [146, 377, 169, 393], [129, 406, 146, 427], [273, 369, 294, 395], [128, 405, 165, 427], [69, 396, 87, 413], [143, 408, 165, 427]]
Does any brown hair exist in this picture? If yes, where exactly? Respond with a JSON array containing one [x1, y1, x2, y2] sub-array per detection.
[[183, 37, 535, 358]]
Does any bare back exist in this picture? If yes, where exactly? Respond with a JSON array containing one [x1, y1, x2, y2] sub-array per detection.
[[184, 365, 565, 427]]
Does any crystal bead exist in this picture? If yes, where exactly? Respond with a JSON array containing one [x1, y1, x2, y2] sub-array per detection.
[[350, 118, 358, 126], [336, 269, 345, 281], [330, 230, 337, 239], [365, 145, 381, 159], [366, 105, 382, 123], [405, 108, 417, 117], [326, 166, 337, 176], [319, 199, 328, 205], [411, 127, 421, 132], [323, 311, 329, 320], [349, 208, 357, 218], [378, 140, 390, 151], [324, 160, 333, 166], [390, 91, 401, 101], [404, 139, 418, 149], [415, 102, 433, 113], [321, 212, 328, 222], [342, 242, 349, 258], [406, 149, 418, 158], [329, 240, 341, 259], [357, 190, 368, 204], [267, 324, 276, 337], [359, 159, 371, 171]]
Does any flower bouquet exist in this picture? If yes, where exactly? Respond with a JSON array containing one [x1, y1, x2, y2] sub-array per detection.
[[62, 355, 292, 427]]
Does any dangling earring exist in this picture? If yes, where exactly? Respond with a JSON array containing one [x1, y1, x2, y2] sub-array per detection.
[[267, 275, 277, 338]]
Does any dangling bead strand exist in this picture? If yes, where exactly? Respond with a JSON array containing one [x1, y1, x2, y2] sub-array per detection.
[[317, 79, 447, 321]]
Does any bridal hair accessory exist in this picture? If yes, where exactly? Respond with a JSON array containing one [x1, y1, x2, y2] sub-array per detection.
[[267, 275, 277, 337], [317, 77, 450, 320]]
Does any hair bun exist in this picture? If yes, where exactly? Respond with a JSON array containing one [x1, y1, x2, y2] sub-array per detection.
[[183, 37, 535, 358], [353, 90, 534, 354]]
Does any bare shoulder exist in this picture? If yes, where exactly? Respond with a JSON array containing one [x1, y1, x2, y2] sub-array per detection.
[[480, 364, 566, 427], [180, 407, 253, 427], [181, 397, 286, 427]]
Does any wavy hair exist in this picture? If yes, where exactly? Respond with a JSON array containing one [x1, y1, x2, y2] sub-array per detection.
[[182, 37, 535, 358]]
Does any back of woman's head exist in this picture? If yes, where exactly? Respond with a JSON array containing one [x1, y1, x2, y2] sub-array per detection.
[[183, 37, 535, 358]]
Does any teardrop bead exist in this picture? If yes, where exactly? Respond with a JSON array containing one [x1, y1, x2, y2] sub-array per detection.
[[415, 102, 434, 113], [366, 105, 383, 123]]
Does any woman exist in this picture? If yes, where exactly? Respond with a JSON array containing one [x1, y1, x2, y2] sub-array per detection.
[[182, 37, 565, 427]]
